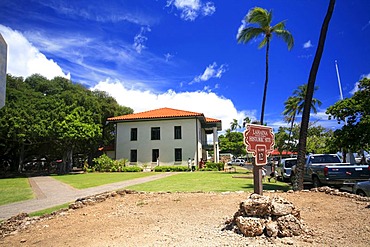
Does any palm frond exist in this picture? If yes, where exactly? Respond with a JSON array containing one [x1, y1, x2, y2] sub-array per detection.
[[246, 7, 271, 28], [274, 29, 294, 50], [237, 27, 264, 43], [271, 21, 286, 31], [258, 37, 268, 49]]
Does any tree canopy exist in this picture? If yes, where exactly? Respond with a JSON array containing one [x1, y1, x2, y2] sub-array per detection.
[[0, 74, 133, 173], [326, 77, 370, 151]]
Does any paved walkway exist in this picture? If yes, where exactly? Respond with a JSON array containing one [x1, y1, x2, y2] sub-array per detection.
[[0, 173, 176, 220]]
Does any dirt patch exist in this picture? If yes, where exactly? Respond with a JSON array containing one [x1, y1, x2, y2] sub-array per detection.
[[1, 189, 369, 247]]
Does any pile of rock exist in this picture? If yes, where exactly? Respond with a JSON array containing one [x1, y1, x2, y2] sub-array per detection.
[[226, 194, 309, 238]]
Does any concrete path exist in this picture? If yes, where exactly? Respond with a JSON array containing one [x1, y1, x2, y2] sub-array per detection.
[[0, 173, 177, 220]]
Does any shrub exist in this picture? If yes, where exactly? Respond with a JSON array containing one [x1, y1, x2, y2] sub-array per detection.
[[154, 166, 189, 172], [203, 162, 223, 171], [93, 154, 114, 172], [121, 166, 142, 172], [92, 155, 137, 172]]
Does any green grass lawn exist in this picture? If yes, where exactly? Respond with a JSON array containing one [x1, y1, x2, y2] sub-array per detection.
[[0, 178, 34, 205], [127, 171, 291, 192], [52, 172, 157, 189]]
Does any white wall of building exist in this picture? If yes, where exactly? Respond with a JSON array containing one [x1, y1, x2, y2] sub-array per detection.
[[115, 118, 202, 167]]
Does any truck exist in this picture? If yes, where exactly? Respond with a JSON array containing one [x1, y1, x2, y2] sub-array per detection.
[[291, 154, 370, 188]]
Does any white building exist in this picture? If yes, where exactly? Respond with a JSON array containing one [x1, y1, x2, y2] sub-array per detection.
[[107, 107, 222, 168]]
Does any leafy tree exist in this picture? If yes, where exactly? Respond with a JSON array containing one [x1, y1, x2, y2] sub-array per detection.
[[326, 77, 370, 154], [294, 0, 336, 191], [219, 130, 246, 158], [0, 74, 132, 174], [274, 126, 289, 160], [237, 7, 294, 125], [283, 84, 321, 150]]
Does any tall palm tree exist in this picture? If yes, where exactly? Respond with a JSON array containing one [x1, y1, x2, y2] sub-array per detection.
[[230, 119, 240, 132], [237, 7, 294, 125], [283, 84, 322, 149], [293, 0, 336, 191]]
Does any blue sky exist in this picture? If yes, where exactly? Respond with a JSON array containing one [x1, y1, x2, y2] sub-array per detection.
[[0, 0, 369, 133]]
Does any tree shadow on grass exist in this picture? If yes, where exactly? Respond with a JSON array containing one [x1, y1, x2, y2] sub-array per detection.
[[236, 180, 291, 192]]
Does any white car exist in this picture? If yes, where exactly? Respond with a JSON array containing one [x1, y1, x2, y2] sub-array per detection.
[[276, 158, 297, 181], [227, 159, 245, 166]]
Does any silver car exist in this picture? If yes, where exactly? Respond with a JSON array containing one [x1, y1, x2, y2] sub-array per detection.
[[352, 180, 370, 197], [276, 158, 297, 181]]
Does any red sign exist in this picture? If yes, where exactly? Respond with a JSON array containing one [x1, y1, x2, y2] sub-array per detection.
[[244, 124, 275, 166]]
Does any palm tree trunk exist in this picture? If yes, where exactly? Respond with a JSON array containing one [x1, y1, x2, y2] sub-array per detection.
[[288, 114, 296, 150], [260, 38, 270, 125], [293, 0, 336, 191]]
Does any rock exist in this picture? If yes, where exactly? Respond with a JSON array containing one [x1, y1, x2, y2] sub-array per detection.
[[270, 196, 295, 216], [265, 220, 279, 237], [239, 194, 271, 217], [235, 216, 264, 237], [228, 194, 305, 239], [277, 214, 303, 237]]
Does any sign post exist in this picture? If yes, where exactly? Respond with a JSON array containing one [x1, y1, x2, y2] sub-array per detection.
[[243, 124, 275, 194]]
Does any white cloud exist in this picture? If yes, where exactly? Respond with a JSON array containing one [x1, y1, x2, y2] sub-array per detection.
[[303, 40, 313, 49], [91, 78, 256, 131], [166, 0, 215, 21], [164, 52, 174, 62], [192, 62, 227, 83], [0, 25, 70, 80], [133, 26, 151, 54]]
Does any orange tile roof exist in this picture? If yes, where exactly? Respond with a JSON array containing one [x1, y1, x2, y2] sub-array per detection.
[[107, 107, 220, 123], [205, 117, 221, 123]]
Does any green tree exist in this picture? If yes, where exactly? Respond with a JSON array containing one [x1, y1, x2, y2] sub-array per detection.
[[274, 126, 290, 161], [237, 7, 294, 125], [0, 74, 133, 174], [326, 77, 370, 153], [242, 116, 251, 128], [230, 119, 240, 132], [283, 84, 322, 150], [294, 0, 336, 191], [219, 130, 246, 158]]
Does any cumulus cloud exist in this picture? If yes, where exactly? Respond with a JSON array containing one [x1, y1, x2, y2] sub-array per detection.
[[133, 26, 151, 54], [303, 40, 313, 49], [91, 78, 256, 131], [166, 0, 216, 21], [192, 62, 227, 84], [0, 25, 70, 80]]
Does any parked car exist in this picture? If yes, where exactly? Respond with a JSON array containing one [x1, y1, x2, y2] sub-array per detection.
[[291, 154, 370, 188], [276, 158, 297, 181], [352, 180, 370, 197], [227, 159, 245, 166]]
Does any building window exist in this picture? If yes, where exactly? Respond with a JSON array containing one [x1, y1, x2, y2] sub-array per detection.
[[151, 127, 160, 140], [174, 126, 182, 139], [130, 150, 137, 162], [130, 128, 137, 141], [175, 148, 182, 162], [152, 149, 159, 162]]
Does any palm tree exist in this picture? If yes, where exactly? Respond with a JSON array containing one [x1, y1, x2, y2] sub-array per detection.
[[230, 119, 240, 132], [293, 0, 336, 191], [283, 84, 322, 149], [242, 116, 251, 128], [237, 7, 294, 125]]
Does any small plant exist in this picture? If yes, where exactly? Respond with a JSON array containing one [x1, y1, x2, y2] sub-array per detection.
[[154, 166, 189, 172]]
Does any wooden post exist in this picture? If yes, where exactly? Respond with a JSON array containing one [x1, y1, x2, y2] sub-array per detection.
[[253, 164, 263, 195]]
